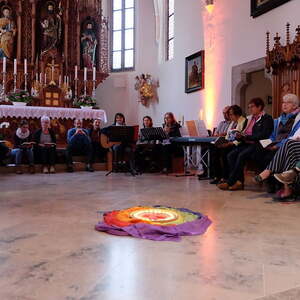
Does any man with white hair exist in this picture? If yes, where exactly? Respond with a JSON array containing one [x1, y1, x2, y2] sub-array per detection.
[[33, 115, 57, 173]]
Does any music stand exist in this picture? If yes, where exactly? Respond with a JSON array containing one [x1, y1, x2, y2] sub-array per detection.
[[141, 127, 168, 141], [105, 126, 138, 176]]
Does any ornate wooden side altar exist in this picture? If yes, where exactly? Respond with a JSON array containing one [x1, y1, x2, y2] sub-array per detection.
[[266, 23, 300, 117]]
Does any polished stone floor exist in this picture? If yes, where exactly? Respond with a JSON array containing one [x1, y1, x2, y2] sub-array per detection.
[[1, 172, 300, 300]]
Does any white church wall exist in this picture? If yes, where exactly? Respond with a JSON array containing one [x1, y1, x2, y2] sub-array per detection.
[[98, 0, 300, 129]]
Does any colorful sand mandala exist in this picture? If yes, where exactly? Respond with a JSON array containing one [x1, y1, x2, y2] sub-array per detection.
[[95, 206, 212, 241]]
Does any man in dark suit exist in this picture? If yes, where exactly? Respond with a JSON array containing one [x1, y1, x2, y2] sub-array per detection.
[[217, 98, 274, 191]]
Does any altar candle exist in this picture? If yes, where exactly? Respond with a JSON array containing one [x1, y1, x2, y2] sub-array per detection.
[[36, 73, 38, 81], [64, 75, 66, 84], [24, 59, 27, 74], [13, 59, 17, 75], [2, 57, 6, 73], [84, 67, 87, 81], [67, 76, 69, 86], [75, 65, 78, 80], [59, 75, 62, 87], [40, 72, 42, 83], [44, 73, 47, 84]]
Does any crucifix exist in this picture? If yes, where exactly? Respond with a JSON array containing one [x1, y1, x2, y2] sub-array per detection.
[[47, 59, 60, 86]]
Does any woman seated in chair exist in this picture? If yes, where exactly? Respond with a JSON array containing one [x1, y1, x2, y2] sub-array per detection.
[[161, 112, 182, 174], [210, 105, 247, 184], [135, 116, 161, 172], [33, 116, 57, 174], [111, 113, 137, 175], [12, 120, 35, 174]]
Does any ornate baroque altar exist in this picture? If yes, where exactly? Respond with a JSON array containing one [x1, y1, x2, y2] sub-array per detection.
[[0, 0, 109, 144]]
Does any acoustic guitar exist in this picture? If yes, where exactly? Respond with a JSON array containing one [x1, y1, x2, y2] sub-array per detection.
[[100, 133, 121, 149]]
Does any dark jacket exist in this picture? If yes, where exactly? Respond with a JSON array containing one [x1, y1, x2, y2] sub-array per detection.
[[13, 132, 33, 148], [33, 129, 56, 144], [163, 122, 182, 138], [244, 113, 274, 142]]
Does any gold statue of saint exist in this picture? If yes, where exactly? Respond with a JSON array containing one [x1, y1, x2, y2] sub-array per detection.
[[0, 6, 16, 59]]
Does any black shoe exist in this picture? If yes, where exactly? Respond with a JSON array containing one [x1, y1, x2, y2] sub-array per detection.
[[266, 177, 277, 194], [210, 178, 220, 184], [86, 164, 94, 172], [67, 165, 74, 173], [197, 172, 208, 180]]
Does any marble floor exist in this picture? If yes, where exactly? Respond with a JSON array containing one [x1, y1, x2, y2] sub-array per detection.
[[1, 172, 300, 300]]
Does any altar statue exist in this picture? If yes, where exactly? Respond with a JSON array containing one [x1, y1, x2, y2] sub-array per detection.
[[40, 2, 62, 55], [81, 21, 97, 69], [0, 7, 16, 59]]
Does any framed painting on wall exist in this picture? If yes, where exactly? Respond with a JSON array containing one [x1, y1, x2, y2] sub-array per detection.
[[185, 50, 205, 94], [251, 0, 291, 18]]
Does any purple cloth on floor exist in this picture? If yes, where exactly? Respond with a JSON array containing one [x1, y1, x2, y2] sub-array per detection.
[[95, 215, 212, 242]]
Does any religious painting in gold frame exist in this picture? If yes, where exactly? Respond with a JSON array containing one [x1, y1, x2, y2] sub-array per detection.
[[251, 0, 291, 17], [185, 51, 205, 94]]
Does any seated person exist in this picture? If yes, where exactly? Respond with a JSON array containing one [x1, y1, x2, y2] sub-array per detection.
[[0, 141, 10, 166], [254, 93, 300, 183], [210, 105, 247, 184], [89, 118, 107, 166], [213, 106, 231, 136], [252, 128, 300, 195], [135, 116, 162, 172], [217, 98, 274, 191], [65, 119, 93, 172], [11, 120, 35, 174], [110, 113, 137, 175], [33, 116, 56, 174], [162, 112, 182, 174]]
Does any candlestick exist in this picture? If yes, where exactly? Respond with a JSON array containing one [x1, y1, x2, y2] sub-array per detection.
[[74, 77, 78, 102], [84, 79, 87, 97], [13, 72, 17, 93], [84, 67, 87, 81], [75, 65, 78, 80], [13, 59, 17, 75], [93, 67, 96, 81], [2, 57, 6, 73], [24, 73, 28, 92], [24, 59, 27, 74], [92, 79, 96, 99]]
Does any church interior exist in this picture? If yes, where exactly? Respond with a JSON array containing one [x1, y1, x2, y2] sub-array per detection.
[[1, 0, 300, 299]]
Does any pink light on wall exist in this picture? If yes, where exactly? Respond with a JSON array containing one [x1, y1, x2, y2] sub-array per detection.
[[201, 0, 224, 130]]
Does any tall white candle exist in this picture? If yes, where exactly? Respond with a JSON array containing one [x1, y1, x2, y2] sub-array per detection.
[[2, 57, 6, 73], [64, 75, 66, 84], [67, 76, 69, 86], [93, 67, 96, 81], [84, 67, 87, 81], [75, 65, 78, 79], [44, 73, 47, 84], [36, 73, 38, 81], [40, 72, 42, 83], [59, 75, 62, 87], [24, 59, 27, 74], [13, 59, 17, 75]]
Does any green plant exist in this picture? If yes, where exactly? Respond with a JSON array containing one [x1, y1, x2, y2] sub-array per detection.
[[76, 95, 96, 107], [8, 90, 32, 103]]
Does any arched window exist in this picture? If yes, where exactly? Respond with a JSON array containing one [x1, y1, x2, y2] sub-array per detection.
[[111, 0, 135, 71], [167, 0, 174, 61]]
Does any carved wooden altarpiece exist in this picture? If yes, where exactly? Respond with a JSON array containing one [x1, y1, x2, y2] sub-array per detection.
[[266, 23, 300, 117], [0, 0, 109, 106]]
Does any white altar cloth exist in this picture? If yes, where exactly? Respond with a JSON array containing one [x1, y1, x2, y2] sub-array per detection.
[[0, 105, 107, 123]]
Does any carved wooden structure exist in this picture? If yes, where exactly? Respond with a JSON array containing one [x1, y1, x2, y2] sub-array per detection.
[[0, 0, 109, 102], [266, 23, 300, 117]]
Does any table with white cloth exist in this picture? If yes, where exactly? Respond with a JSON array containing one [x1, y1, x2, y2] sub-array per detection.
[[0, 105, 107, 145]]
